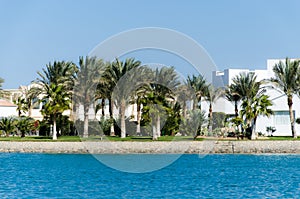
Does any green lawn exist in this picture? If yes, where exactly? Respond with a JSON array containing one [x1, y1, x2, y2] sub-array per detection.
[[99, 136, 204, 142], [267, 136, 300, 140], [0, 136, 81, 142], [0, 135, 298, 142], [0, 135, 204, 142]]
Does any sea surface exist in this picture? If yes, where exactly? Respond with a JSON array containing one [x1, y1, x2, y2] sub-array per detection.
[[0, 153, 299, 198]]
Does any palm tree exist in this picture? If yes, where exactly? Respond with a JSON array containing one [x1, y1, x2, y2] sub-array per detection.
[[146, 67, 180, 140], [37, 61, 78, 90], [187, 74, 208, 111], [73, 56, 105, 138], [0, 77, 4, 98], [224, 84, 242, 118], [95, 80, 109, 117], [230, 72, 263, 139], [180, 109, 207, 137], [231, 72, 261, 101], [16, 116, 35, 137], [33, 61, 77, 140], [40, 83, 71, 139], [270, 58, 300, 138], [13, 96, 28, 117], [0, 78, 9, 99], [0, 117, 16, 137], [128, 67, 153, 135], [176, 84, 193, 118], [105, 58, 141, 138], [204, 85, 223, 133], [240, 94, 273, 139]]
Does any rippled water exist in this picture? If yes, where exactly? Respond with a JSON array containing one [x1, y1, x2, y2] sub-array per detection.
[[0, 153, 299, 198]]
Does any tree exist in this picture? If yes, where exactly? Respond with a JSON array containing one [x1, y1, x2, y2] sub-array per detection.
[[13, 96, 28, 117], [16, 116, 35, 137], [270, 58, 300, 138], [187, 74, 208, 111], [0, 78, 9, 99], [240, 94, 273, 139], [106, 58, 141, 138], [230, 72, 262, 138], [204, 85, 223, 133], [0, 117, 16, 137], [73, 56, 105, 138], [146, 67, 180, 140], [33, 61, 77, 140], [180, 109, 207, 137], [40, 83, 71, 139], [231, 72, 261, 101], [224, 84, 242, 118], [127, 67, 153, 135]]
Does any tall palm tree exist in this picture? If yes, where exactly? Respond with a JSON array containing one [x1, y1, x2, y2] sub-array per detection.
[[204, 85, 223, 133], [224, 84, 242, 118], [230, 72, 260, 138], [187, 74, 208, 111], [13, 96, 28, 117], [176, 84, 193, 118], [73, 56, 105, 138], [37, 61, 78, 90], [146, 67, 180, 140], [231, 72, 261, 101], [128, 67, 153, 135], [106, 58, 141, 138], [270, 58, 300, 138], [33, 61, 77, 140], [0, 77, 4, 98], [0, 78, 9, 99], [40, 83, 71, 139]]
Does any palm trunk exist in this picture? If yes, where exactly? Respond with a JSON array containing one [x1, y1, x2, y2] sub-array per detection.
[[251, 117, 257, 140], [183, 101, 187, 118], [152, 115, 158, 140], [288, 96, 296, 138], [198, 97, 202, 111], [192, 100, 197, 110], [120, 99, 126, 138], [53, 114, 57, 140], [156, 114, 161, 137], [208, 103, 213, 133], [234, 100, 238, 118], [109, 97, 115, 136], [28, 108, 32, 117], [136, 100, 141, 134], [101, 98, 105, 117], [83, 105, 89, 138]]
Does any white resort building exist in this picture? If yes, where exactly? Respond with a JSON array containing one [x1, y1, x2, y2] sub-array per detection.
[[212, 59, 300, 136]]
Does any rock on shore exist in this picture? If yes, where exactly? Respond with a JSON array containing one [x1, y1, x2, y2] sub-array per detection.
[[0, 141, 300, 154]]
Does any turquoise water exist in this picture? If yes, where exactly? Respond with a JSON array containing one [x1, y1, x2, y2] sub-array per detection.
[[0, 153, 299, 198]]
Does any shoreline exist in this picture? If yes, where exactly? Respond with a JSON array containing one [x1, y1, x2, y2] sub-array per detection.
[[0, 141, 300, 154]]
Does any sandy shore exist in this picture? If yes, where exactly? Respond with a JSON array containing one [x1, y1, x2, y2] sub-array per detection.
[[0, 141, 300, 154]]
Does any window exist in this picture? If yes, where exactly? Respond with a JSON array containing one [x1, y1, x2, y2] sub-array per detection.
[[32, 97, 40, 109], [273, 111, 295, 125]]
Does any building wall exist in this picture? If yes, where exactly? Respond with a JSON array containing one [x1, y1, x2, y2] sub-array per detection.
[[0, 106, 18, 118]]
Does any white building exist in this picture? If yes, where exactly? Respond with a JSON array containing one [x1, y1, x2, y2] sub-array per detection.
[[212, 59, 300, 136], [0, 99, 17, 118]]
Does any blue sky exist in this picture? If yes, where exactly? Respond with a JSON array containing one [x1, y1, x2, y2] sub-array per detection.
[[1, 0, 300, 88]]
